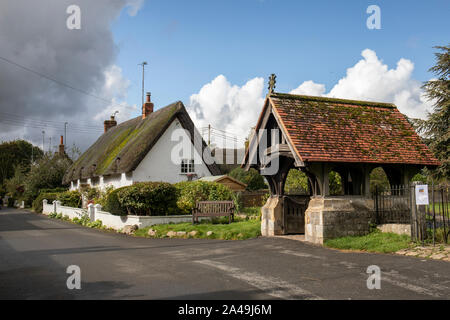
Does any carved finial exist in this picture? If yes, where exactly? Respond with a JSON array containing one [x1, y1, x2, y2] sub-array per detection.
[[268, 74, 276, 95]]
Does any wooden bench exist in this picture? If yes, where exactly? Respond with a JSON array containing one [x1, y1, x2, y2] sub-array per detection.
[[192, 201, 235, 224]]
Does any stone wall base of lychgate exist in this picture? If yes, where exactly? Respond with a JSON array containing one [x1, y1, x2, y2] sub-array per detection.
[[305, 196, 375, 245], [261, 196, 285, 236]]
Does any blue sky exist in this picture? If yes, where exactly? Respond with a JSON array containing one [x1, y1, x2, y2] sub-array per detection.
[[112, 0, 450, 114], [1, 0, 447, 150]]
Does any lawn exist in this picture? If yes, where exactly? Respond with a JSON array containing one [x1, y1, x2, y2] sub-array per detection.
[[324, 230, 413, 253], [134, 218, 261, 240]]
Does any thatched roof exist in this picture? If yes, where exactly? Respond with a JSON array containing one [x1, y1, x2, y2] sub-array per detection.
[[63, 101, 220, 184]]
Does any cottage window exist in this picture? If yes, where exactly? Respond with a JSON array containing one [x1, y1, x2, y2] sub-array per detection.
[[181, 159, 195, 173]]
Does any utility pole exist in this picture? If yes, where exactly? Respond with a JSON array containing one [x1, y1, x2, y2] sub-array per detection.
[[64, 122, 68, 147], [138, 61, 148, 107], [42, 131, 45, 152], [208, 124, 211, 146]]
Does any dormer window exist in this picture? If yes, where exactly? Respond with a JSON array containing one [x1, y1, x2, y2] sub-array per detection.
[[181, 159, 195, 174]]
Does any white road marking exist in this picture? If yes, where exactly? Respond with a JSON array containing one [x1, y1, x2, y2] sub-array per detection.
[[194, 259, 322, 300], [382, 270, 449, 298], [382, 276, 442, 298], [279, 249, 325, 260]]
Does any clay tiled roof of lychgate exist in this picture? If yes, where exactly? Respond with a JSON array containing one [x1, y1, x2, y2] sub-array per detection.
[[269, 93, 440, 166], [63, 101, 220, 184]]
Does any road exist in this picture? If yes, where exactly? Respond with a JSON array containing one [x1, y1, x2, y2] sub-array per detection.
[[0, 208, 449, 299]]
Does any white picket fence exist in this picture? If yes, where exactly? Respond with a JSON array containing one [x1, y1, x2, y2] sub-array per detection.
[[42, 199, 197, 230]]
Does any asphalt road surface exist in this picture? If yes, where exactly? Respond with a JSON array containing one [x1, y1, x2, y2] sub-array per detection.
[[0, 208, 449, 299]]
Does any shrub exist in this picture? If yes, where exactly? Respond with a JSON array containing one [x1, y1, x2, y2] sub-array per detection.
[[57, 190, 82, 208], [39, 187, 68, 194], [175, 181, 234, 215], [85, 187, 100, 201], [103, 187, 128, 216], [7, 197, 15, 207], [229, 167, 267, 191], [117, 182, 178, 216], [32, 192, 59, 213]]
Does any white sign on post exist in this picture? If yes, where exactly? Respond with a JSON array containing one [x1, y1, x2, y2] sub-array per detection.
[[415, 185, 429, 205]]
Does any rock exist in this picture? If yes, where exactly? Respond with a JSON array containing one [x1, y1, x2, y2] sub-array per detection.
[[430, 253, 446, 260], [176, 231, 187, 237], [206, 231, 213, 236], [189, 230, 198, 237], [237, 233, 244, 238], [148, 229, 157, 236], [405, 251, 418, 257], [122, 224, 138, 235], [167, 231, 177, 238]]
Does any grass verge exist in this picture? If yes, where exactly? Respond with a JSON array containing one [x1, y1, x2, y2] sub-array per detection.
[[324, 230, 413, 253], [134, 219, 261, 240]]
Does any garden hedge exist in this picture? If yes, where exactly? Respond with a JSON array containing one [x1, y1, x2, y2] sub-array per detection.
[[32, 192, 59, 213], [175, 181, 234, 215], [32, 190, 82, 213], [116, 182, 178, 216], [103, 186, 128, 216]]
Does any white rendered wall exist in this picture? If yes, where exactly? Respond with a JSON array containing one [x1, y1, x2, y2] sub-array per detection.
[[70, 173, 132, 191], [133, 118, 212, 183]]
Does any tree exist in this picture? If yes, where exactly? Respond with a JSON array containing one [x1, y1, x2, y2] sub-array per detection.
[[284, 169, 308, 194], [0, 140, 43, 185], [4, 165, 27, 199], [229, 167, 267, 191], [414, 45, 450, 180], [22, 153, 72, 203]]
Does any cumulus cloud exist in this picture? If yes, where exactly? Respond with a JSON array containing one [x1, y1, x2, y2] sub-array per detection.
[[189, 49, 432, 147], [188, 75, 265, 148], [126, 0, 145, 16], [0, 0, 142, 151], [93, 65, 137, 122], [291, 49, 433, 119], [290, 80, 326, 96]]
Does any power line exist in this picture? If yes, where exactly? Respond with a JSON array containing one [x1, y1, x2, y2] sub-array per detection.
[[0, 55, 136, 111], [0, 118, 103, 134], [0, 111, 103, 131]]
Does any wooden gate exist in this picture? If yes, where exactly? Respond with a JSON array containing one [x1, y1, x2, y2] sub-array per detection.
[[283, 196, 309, 234]]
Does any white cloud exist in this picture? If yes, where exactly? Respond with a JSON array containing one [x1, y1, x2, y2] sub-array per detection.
[[187, 75, 264, 148], [126, 0, 144, 16], [290, 80, 326, 96], [94, 65, 137, 122], [187, 49, 432, 148], [291, 49, 433, 119]]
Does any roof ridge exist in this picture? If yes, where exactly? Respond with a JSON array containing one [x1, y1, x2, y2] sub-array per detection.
[[270, 92, 396, 108]]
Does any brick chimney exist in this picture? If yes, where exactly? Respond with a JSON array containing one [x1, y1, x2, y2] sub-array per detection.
[[58, 135, 65, 156], [142, 92, 154, 119], [104, 115, 117, 133]]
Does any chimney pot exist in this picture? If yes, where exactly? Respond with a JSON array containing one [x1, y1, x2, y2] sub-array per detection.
[[104, 117, 117, 133], [142, 92, 154, 119], [59, 135, 65, 156]]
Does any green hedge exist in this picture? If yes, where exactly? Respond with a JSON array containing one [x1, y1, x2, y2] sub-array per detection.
[[175, 181, 234, 215], [32, 192, 59, 213], [39, 187, 68, 194], [57, 191, 82, 208], [101, 181, 234, 216], [103, 186, 128, 216], [32, 190, 81, 213], [116, 182, 178, 216]]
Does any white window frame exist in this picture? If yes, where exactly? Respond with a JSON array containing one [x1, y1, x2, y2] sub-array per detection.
[[181, 159, 195, 174]]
